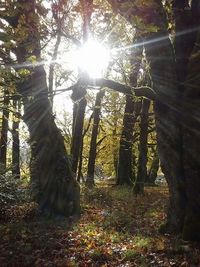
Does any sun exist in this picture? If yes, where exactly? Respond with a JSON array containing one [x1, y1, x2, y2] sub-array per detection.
[[75, 39, 110, 78]]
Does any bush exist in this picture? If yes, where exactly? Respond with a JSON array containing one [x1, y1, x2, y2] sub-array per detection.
[[0, 173, 30, 217]]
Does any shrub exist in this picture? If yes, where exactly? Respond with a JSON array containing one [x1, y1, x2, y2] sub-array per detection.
[[0, 173, 30, 217]]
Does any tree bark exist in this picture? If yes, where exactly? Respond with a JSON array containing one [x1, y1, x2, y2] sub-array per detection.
[[117, 94, 136, 185], [134, 99, 150, 194], [107, 0, 186, 233], [20, 65, 80, 216], [11, 0, 80, 217], [0, 88, 9, 172], [117, 35, 143, 185], [70, 0, 93, 176], [147, 149, 159, 185], [86, 89, 105, 186], [144, 33, 185, 234], [71, 92, 87, 174], [12, 100, 20, 179], [181, 0, 200, 240]]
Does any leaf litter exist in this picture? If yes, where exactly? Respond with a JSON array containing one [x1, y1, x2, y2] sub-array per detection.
[[0, 184, 200, 266]]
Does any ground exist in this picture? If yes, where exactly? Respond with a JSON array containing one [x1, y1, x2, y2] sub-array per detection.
[[0, 183, 200, 266]]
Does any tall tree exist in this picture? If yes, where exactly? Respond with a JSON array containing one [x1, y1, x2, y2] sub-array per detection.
[[71, 91, 87, 174], [71, 0, 93, 175], [173, 0, 200, 240], [12, 99, 21, 179], [86, 89, 105, 186], [134, 98, 150, 194], [147, 148, 159, 185], [117, 36, 143, 185], [107, 0, 200, 240], [0, 88, 9, 172], [1, 0, 80, 217]]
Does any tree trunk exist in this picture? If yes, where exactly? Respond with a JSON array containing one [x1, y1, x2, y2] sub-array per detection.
[[71, 92, 87, 174], [147, 149, 159, 185], [134, 99, 150, 194], [86, 89, 105, 186], [172, 0, 200, 240], [0, 88, 9, 172], [107, 0, 186, 233], [77, 111, 93, 183], [20, 66, 80, 216], [77, 139, 84, 183], [70, 0, 93, 176], [11, 0, 80, 217], [117, 35, 143, 185], [117, 94, 135, 185], [12, 100, 20, 179], [145, 34, 185, 234]]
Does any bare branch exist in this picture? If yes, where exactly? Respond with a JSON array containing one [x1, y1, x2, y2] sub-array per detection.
[[56, 77, 157, 101]]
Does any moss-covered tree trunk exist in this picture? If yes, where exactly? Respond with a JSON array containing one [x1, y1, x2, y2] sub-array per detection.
[[134, 99, 150, 194], [71, 93, 87, 174], [20, 64, 80, 216], [9, 0, 80, 217], [171, 0, 200, 240], [86, 89, 104, 186], [147, 149, 159, 185], [71, 0, 93, 176], [117, 94, 135, 185], [117, 35, 143, 185], [0, 88, 9, 172], [12, 100, 20, 179], [144, 0, 200, 238], [107, 0, 186, 234], [144, 30, 186, 235]]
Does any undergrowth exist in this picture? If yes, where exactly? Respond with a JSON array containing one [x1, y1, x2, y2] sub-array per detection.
[[1, 183, 200, 266]]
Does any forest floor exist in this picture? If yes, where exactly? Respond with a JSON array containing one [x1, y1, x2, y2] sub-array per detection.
[[0, 182, 200, 267]]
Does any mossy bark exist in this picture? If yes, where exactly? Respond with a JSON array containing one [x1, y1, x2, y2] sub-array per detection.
[[117, 35, 143, 185], [12, 100, 20, 179], [147, 150, 159, 185], [86, 89, 104, 186], [0, 88, 9, 172], [71, 93, 87, 175], [134, 99, 150, 194], [21, 66, 80, 217], [11, 0, 81, 217]]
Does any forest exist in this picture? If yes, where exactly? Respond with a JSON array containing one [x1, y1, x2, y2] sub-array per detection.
[[0, 0, 200, 266]]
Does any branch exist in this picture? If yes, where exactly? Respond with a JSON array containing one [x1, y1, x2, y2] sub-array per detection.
[[96, 135, 107, 147], [82, 112, 93, 137], [83, 77, 157, 101], [54, 77, 157, 101]]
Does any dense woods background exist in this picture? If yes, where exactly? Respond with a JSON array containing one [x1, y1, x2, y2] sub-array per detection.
[[0, 0, 200, 266]]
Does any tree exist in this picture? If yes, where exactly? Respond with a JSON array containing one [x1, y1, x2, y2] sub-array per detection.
[[107, 0, 200, 240], [12, 99, 21, 179], [116, 39, 143, 185], [71, 0, 93, 175], [134, 98, 150, 194], [86, 89, 105, 186], [0, 0, 80, 217], [147, 148, 159, 185], [0, 88, 9, 172], [172, 0, 200, 240]]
